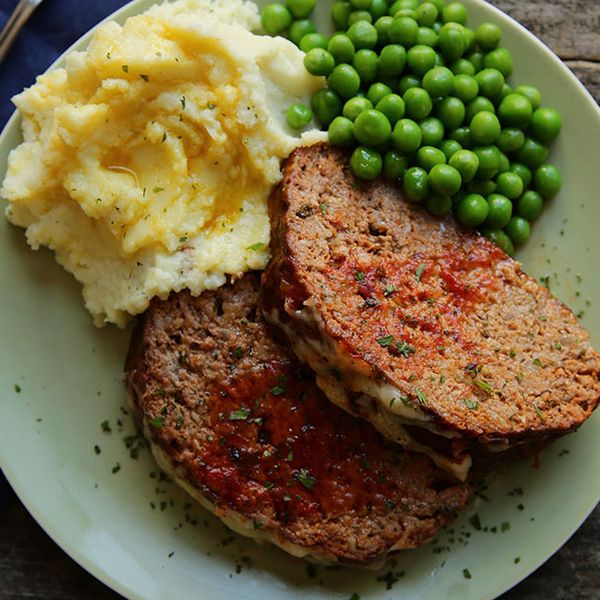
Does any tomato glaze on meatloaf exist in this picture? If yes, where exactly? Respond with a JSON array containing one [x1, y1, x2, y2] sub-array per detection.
[[125, 273, 471, 565], [262, 144, 600, 481]]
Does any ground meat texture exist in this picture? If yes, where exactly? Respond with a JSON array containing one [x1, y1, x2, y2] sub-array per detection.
[[262, 143, 600, 458], [125, 274, 471, 565]]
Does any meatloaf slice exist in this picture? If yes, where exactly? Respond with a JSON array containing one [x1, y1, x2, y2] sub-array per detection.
[[125, 273, 471, 566], [262, 143, 600, 481]]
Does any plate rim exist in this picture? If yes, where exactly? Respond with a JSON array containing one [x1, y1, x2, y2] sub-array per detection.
[[0, 1, 598, 599]]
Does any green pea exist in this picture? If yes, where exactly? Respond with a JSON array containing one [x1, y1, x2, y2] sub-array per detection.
[[498, 93, 533, 127], [304, 48, 335, 76], [419, 117, 445, 146], [456, 193, 489, 227], [261, 3, 292, 35], [289, 20, 317, 46], [438, 23, 467, 61], [424, 0, 444, 11], [530, 108, 562, 142], [429, 163, 462, 195], [426, 193, 453, 216], [475, 68, 505, 99], [465, 96, 495, 122], [311, 88, 343, 126], [499, 83, 513, 102], [534, 164, 562, 198], [369, 0, 389, 19], [331, 1, 353, 30], [437, 96, 465, 129], [328, 116, 355, 147], [287, 103, 313, 129], [483, 47, 513, 77], [286, 0, 316, 18], [466, 178, 496, 196], [353, 49, 378, 82], [497, 128, 525, 153], [434, 52, 446, 67], [449, 148, 479, 182], [483, 229, 514, 255], [367, 82, 393, 105], [452, 74, 479, 102], [422, 66, 455, 97], [417, 145, 446, 171], [393, 8, 418, 20], [517, 190, 543, 221], [485, 194, 512, 228], [376, 94, 406, 124], [515, 137, 548, 168], [470, 110, 500, 144], [328, 34, 355, 63], [497, 151, 510, 174], [439, 138, 462, 160], [383, 150, 409, 179], [407, 45, 437, 76], [399, 75, 421, 94], [392, 118, 422, 152], [515, 85, 542, 110], [415, 26, 438, 47], [466, 50, 484, 73], [350, 146, 383, 179], [347, 20, 378, 49], [377, 45, 406, 78], [463, 26, 476, 53], [474, 145, 501, 179], [374, 16, 394, 44], [343, 96, 373, 120], [509, 162, 532, 189], [442, 1, 468, 24], [350, 0, 373, 9], [450, 58, 475, 75], [415, 2, 438, 26], [449, 126, 472, 148], [389, 16, 419, 46], [300, 33, 330, 52], [495, 171, 523, 199], [403, 87, 433, 120], [390, 0, 419, 12], [505, 216, 531, 246], [475, 22, 501, 51], [348, 10, 373, 25], [328, 64, 361, 97], [403, 166, 429, 201], [353, 109, 392, 145]]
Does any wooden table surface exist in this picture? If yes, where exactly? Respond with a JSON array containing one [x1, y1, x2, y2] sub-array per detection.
[[1, 1, 599, 599]]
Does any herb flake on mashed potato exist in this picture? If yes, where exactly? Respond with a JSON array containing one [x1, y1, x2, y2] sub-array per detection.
[[1, 0, 325, 326]]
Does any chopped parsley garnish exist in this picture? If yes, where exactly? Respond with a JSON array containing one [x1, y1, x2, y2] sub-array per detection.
[[514, 557, 521, 564], [161, 131, 167, 143], [377, 334, 395, 347], [229, 407, 251, 421], [153, 186, 164, 193], [149, 417, 164, 428], [469, 513, 482, 530], [533, 404, 544, 418], [271, 385, 285, 396], [233, 347, 244, 359], [464, 398, 479, 410], [94, 445, 101, 455], [100, 420, 111, 433], [384, 499, 397, 509], [415, 387, 428, 405], [246, 242, 264, 251], [397, 339, 415, 357], [319, 203, 328, 214], [463, 568, 472, 579], [400, 395, 412, 407], [296, 468, 316, 490], [349, 594, 360, 600], [263, 481, 274, 490], [121, 64, 129, 73], [112, 463, 121, 474], [207, 102, 217, 109], [532, 358, 543, 367], [384, 284, 396, 296], [473, 379, 494, 393], [501, 522, 510, 532], [139, 74, 149, 82], [415, 263, 426, 282], [14, 384, 21, 393], [180, 96, 186, 109], [355, 271, 365, 282], [179, 236, 188, 244]]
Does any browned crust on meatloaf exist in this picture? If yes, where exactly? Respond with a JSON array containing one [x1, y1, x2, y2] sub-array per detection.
[[262, 144, 600, 451], [125, 274, 471, 565]]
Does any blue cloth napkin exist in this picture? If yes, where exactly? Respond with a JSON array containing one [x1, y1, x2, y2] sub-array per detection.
[[0, 0, 132, 128]]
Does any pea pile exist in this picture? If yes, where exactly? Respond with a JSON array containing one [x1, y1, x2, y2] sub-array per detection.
[[261, 0, 563, 255]]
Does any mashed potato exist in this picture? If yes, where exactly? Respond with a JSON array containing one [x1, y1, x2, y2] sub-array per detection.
[[1, 0, 325, 326]]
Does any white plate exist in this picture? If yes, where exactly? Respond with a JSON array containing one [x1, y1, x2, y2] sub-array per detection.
[[1, 1, 599, 599]]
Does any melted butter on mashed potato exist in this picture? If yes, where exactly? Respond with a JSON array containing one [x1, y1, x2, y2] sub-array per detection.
[[1, 0, 325, 326]]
